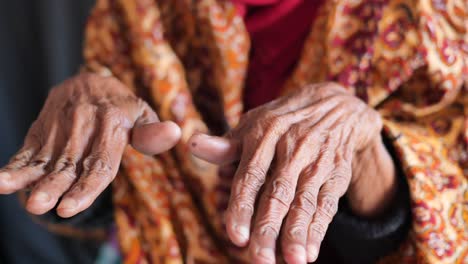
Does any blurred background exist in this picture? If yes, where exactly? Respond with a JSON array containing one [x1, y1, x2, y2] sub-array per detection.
[[0, 1, 98, 263]]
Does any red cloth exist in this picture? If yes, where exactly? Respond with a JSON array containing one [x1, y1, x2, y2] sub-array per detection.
[[232, 0, 323, 109]]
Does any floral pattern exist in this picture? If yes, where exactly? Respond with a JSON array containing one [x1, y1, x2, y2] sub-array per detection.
[[81, 0, 467, 263]]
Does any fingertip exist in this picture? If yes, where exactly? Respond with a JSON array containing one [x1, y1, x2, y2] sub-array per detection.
[[229, 224, 250, 247], [56, 198, 79, 218], [283, 244, 306, 264], [26, 191, 54, 215], [132, 121, 182, 155], [225, 212, 251, 247], [162, 121, 182, 141], [0, 172, 16, 194], [306, 245, 318, 263]]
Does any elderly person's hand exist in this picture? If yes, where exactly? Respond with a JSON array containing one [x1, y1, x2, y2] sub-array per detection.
[[0, 73, 181, 218], [189, 83, 397, 263]]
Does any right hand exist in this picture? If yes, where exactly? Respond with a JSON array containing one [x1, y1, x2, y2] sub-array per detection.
[[0, 73, 181, 217]]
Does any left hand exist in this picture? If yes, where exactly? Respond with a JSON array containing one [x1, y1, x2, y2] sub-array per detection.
[[189, 83, 395, 263]]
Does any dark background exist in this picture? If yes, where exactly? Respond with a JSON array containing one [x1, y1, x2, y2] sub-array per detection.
[[0, 1, 96, 263]]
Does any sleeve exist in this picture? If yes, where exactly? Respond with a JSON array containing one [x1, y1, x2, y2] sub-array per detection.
[[325, 134, 412, 264]]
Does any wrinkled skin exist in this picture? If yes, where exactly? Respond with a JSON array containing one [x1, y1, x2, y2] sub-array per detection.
[[189, 83, 397, 264], [0, 75, 395, 264], [0, 74, 181, 218]]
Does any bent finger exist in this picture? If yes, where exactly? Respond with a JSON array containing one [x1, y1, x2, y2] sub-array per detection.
[[306, 167, 351, 262], [0, 121, 58, 194], [27, 105, 97, 214], [132, 121, 181, 155], [57, 107, 129, 217]]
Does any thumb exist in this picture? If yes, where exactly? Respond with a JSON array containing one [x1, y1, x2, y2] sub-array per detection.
[[188, 133, 240, 165], [131, 121, 181, 155]]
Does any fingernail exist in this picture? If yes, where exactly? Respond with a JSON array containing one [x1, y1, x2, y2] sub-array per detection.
[[287, 244, 306, 263], [33, 192, 51, 203], [307, 245, 318, 261], [236, 225, 250, 243], [58, 198, 78, 211], [258, 248, 275, 262]]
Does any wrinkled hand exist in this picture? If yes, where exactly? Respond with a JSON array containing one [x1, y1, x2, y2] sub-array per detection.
[[189, 83, 394, 263], [0, 73, 181, 217]]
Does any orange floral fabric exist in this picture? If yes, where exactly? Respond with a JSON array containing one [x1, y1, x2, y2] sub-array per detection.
[[82, 0, 467, 263]]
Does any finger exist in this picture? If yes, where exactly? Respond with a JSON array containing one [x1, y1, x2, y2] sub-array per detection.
[[27, 104, 97, 215], [248, 108, 345, 263], [0, 144, 40, 194], [188, 134, 240, 165], [225, 129, 282, 247], [0, 121, 58, 194], [132, 121, 181, 155], [306, 165, 351, 262], [248, 148, 307, 261], [248, 125, 332, 264], [57, 107, 129, 217], [0, 121, 43, 193], [224, 110, 314, 246], [281, 140, 336, 264], [227, 101, 348, 248], [226, 92, 351, 247]]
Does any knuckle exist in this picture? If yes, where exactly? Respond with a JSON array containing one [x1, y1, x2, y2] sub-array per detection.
[[330, 172, 351, 195], [74, 104, 98, 120], [265, 116, 286, 136], [277, 132, 299, 156], [294, 190, 318, 214], [268, 178, 294, 206], [241, 164, 266, 187], [29, 156, 51, 168], [309, 221, 328, 239], [83, 151, 113, 176], [243, 128, 259, 141], [286, 224, 308, 240], [68, 181, 90, 195], [7, 150, 35, 169], [287, 123, 303, 136], [229, 199, 254, 217], [305, 131, 326, 148], [319, 194, 339, 219], [233, 183, 258, 202], [58, 170, 78, 182], [254, 223, 279, 239], [55, 156, 77, 172], [82, 156, 93, 172], [101, 105, 130, 128]]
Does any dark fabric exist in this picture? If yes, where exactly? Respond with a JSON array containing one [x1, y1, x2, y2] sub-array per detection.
[[325, 174, 411, 263], [40, 188, 114, 230], [0, 1, 410, 263], [323, 134, 412, 264], [0, 1, 99, 263]]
